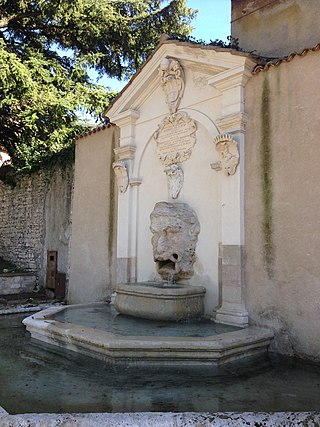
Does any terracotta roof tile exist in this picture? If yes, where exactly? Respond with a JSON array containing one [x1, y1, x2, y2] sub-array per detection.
[[75, 123, 115, 140], [252, 43, 320, 74]]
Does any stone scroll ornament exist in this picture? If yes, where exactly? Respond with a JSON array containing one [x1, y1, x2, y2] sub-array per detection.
[[112, 161, 128, 193], [211, 134, 240, 176]]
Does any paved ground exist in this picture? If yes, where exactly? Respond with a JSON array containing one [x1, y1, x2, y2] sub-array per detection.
[[0, 291, 62, 314], [0, 411, 319, 426]]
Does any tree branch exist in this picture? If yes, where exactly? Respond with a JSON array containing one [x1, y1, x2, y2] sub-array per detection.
[[0, 16, 12, 29]]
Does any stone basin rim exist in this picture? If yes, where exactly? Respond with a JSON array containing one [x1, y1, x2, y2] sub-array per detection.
[[115, 282, 207, 297], [22, 304, 274, 366]]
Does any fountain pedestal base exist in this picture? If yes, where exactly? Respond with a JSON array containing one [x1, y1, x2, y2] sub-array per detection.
[[114, 282, 206, 321]]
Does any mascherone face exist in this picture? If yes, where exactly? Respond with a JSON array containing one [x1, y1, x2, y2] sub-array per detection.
[[150, 202, 200, 281]]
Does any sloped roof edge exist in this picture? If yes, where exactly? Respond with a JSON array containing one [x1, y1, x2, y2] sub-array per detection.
[[253, 42, 320, 74], [75, 123, 115, 141]]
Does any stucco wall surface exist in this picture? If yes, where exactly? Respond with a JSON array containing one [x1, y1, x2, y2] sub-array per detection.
[[0, 166, 73, 286], [67, 126, 119, 304], [244, 50, 320, 360], [232, 0, 320, 57]]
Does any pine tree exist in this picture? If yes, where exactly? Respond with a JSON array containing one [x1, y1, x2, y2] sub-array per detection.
[[0, 0, 195, 170]]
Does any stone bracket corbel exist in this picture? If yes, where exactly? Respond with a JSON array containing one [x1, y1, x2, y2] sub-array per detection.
[[211, 134, 239, 176], [113, 144, 137, 193], [113, 161, 129, 193]]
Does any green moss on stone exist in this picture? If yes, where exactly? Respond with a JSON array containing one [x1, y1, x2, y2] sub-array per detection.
[[107, 131, 117, 284], [261, 76, 274, 278]]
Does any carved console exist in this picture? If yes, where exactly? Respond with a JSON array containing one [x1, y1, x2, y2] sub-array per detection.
[[112, 161, 128, 193]]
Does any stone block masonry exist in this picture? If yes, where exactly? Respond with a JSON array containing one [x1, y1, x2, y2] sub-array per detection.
[[0, 273, 36, 294], [0, 165, 73, 287]]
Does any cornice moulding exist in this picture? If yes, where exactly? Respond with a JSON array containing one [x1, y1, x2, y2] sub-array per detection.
[[208, 63, 253, 92], [109, 109, 140, 127]]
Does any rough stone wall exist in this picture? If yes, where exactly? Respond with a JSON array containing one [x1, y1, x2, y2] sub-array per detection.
[[0, 165, 73, 286], [244, 50, 320, 361], [43, 166, 73, 286]]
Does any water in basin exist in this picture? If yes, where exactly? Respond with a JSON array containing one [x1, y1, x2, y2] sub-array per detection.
[[1, 313, 320, 414], [49, 303, 239, 337]]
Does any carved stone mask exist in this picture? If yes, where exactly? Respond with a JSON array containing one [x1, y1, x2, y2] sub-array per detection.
[[150, 202, 200, 281]]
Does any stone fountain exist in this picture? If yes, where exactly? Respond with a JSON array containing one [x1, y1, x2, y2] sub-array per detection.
[[23, 45, 274, 366], [114, 201, 206, 321], [22, 194, 273, 365]]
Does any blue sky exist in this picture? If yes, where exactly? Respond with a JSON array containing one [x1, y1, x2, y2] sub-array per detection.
[[96, 1, 231, 91], [188, 0, 231, 42]]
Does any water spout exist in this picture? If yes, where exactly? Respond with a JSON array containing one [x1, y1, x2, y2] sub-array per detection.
[[166, 272, 176, 287]]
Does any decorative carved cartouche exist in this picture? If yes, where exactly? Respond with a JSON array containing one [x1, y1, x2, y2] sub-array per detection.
[[159, 58, 185, 114], [153, 111, 197, 166], [150, 202, 200, 281]]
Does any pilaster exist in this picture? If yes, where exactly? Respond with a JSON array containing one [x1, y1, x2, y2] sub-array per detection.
[[210, 59, 253, 327], [112, 110, 140, 284]]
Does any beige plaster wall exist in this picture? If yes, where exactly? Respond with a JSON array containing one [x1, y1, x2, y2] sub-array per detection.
[[68, 126, 119, 304], [232, 0, 320, 57], [245, 50, 320, 361]]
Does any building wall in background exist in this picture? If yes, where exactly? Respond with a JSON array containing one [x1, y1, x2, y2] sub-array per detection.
[[232, 0, 320, 57], [244, 50, 320, 361]]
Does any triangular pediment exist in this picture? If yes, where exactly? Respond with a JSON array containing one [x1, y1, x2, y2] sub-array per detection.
[[106, 39, 257, 122]]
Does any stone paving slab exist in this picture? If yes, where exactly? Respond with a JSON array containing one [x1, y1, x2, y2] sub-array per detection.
[[0, 273, 36, 295], [0, 412, 319, 427]]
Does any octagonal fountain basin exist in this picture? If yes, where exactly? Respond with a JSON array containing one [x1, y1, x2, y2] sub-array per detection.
[[23, 303, 274, 366], [114, 282, 206, 321]]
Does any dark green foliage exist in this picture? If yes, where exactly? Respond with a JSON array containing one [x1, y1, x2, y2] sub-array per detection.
[[0, 0, 196, 171], [0, 256, 26, 272], [168, 34, 240, 49]]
